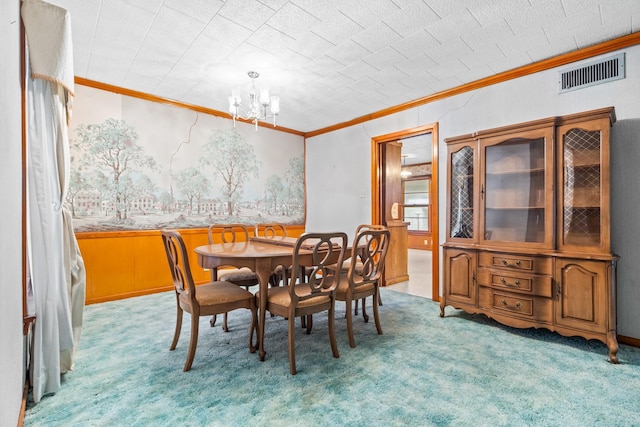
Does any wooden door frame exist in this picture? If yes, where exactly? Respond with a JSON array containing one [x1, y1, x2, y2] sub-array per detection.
[[371, 123, 440, 302]]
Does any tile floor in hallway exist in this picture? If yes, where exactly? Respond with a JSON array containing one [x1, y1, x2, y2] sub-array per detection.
[[386, 249, 433, 299]]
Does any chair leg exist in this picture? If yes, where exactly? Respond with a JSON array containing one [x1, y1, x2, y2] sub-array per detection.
[[210, 271, 220, 328], [328, 305, 339, 359], [373, 290, 383, 335], [346, 297, 356, 348], [362, 297, 370, 323], [288, 315, 297, 375], [354, 298, 359, 315], [378, 292, 383, 306], [300, 316, 307, 329], [271, 273, 284, 287], [184, 314, 199, 372], [305, 315, 313, 335], [248, 307, 257, 353], [223, 312, 229, 332], [170, 303, 183, 351]]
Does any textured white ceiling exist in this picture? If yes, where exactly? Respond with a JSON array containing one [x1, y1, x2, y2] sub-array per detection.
[[44, 0, 640, 134]]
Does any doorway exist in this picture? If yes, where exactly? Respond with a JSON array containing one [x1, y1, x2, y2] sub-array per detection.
[[371, 124, 439, 302]]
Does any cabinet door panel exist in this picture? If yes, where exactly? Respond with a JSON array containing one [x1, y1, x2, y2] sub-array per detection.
[[555, 259, 608, 334], [479, 128, 554, 249], [444, 249, 476, 306], [447, 142, 478, 242], [557, 117, 611, 254]]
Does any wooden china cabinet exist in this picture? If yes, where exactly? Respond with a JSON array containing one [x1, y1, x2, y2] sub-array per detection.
[[440, 107, 618, 363]]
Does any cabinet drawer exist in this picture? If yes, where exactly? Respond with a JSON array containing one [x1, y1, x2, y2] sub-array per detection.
[[479, 251, 552, 275], [477, 268, 552, 297], [478, 287, 553, 323]]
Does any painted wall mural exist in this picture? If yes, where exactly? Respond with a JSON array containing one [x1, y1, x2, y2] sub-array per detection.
[[67, 85, 305, 232]]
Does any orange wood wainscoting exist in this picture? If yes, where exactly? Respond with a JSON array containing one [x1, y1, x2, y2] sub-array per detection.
[[77, 225, 305, 305]]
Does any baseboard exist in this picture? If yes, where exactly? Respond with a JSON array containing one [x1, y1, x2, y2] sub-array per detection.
[[618, 334, 640, 348], [85, 285, 174, 305]]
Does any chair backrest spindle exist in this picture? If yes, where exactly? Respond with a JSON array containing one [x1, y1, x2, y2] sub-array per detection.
[[288, 232, 348, 302], [161, 230, 197, 303], [254, 223, 287, 239], [349, 228, 390, 286], [208, 223, 250, 244]]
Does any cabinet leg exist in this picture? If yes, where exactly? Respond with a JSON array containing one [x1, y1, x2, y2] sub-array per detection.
[[439, 301, 445, 317], [607, 332, 619, 364]]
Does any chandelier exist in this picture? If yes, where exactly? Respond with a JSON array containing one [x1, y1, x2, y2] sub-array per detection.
[[228, 71, 280, 130]]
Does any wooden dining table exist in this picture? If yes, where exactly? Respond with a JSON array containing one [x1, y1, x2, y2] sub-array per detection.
[[194, 237, 312, 361]]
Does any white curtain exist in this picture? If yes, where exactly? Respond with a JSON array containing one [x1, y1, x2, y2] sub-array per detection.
[[22, 0, 86, 403]]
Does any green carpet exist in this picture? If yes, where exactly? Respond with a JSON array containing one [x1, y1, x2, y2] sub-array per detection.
[[25, 288, 640, 426]]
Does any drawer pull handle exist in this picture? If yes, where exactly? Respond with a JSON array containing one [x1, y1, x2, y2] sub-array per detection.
[[499, 278, 521, 287], [500, 299, 522, 310], [500, 259, 522, 267]]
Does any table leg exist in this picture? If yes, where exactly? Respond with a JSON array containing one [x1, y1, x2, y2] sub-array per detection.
[[255, 258, 271, 361]]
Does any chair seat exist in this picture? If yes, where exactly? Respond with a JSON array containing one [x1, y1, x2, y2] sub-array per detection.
[[218, 267, 258, 283], [259, 284, 331, 308], [181, 281, 255, 307]]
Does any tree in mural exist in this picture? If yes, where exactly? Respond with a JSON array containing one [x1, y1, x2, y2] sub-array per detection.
[[74, 118, 157, 221], [66, 168, 90, 217], [265, 174, 284, 215], [284, 155, 304, 215], [201, 128, 260, 216], [158, 191, 172, 214], [174, 167, 211, 215], [118, 175, 136, 220]]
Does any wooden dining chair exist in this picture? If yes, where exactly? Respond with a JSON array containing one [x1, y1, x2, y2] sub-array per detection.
[[161, 230, 257, 371], [259, 232, 348, 374], [254, 222, 314, 328], [254, 223, 313, 284], [254, 223, 287, 239], [207, 224, 260, 331], [335, 226, 390, 348], [254, 223, 289, 287], [343, 224, 388, 315]]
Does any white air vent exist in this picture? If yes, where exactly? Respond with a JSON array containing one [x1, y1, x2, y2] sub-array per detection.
[[558, 53, 625, 93]]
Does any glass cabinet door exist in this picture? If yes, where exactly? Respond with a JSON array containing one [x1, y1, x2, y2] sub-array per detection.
[[448, 142, 476, 241], [557, 118, 610, 253], [480, 129, 553, 248]]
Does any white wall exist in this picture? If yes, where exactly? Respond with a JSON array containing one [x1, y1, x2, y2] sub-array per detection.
[[0, 0, 27, 425], [306, 45, 640, 340]]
